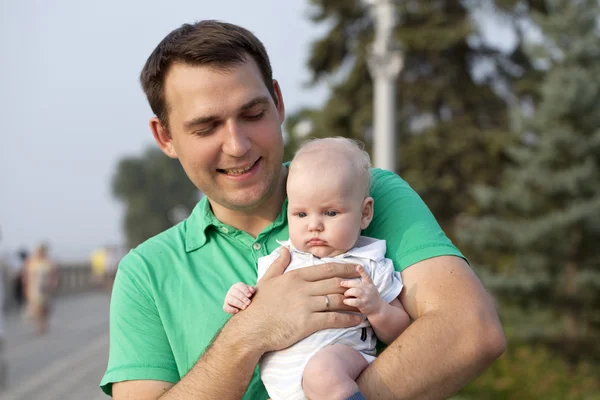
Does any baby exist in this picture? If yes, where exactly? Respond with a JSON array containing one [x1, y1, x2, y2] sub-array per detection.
[[223, 137, 411, 400]]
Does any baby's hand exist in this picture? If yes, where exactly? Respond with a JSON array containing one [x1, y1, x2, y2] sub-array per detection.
[[340, 265, 384, 317], [223, 282, 256, 314]]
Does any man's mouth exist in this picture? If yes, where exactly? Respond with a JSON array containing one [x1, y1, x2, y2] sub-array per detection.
[[218, 159, 259, 175]]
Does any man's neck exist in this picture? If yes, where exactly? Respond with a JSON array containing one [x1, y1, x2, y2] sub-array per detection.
[[209, 166, 288, 238]]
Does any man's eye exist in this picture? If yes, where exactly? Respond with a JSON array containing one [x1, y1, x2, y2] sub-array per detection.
[[325, 211, 337, 217], [194, 125, 216, 136], [245, 111, 265, 120], [297, 212, 307, 218]]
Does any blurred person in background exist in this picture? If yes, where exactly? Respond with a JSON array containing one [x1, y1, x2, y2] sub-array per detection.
[[90, 245, 108, 289], [12, 249, 28, 308], [0, 231, 7, 391], [24, 243, 59, 335]]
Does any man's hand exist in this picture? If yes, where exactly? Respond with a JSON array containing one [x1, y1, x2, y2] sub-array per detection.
[[234, 247, 363, 353]]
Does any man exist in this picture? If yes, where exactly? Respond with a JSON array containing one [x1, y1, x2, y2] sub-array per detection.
[[101, 20, 505, 399]]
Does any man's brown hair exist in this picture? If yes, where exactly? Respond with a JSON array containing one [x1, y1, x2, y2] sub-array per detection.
[[140, 20, 276, 128]]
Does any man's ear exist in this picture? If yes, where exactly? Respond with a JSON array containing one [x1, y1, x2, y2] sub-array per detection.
[[150, 117, 178, 159], [272, 79, 285, 124], [360, 197, 374, 230]]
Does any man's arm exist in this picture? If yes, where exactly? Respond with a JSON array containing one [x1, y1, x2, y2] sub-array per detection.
[[113, 315, 265, 399], [113, 249, 362, 400], [357, 255, 506, 399]]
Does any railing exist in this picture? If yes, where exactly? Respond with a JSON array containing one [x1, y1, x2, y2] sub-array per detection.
[[54, 263, 98, 295]]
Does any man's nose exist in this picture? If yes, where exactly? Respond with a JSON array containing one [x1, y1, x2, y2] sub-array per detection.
[[222, 121, 251, 157]]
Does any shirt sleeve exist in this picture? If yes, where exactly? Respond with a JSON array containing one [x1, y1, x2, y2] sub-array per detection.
[[363, 168, 467, 272], [100, 253, 179, 396], [369, 258, 403, 304]]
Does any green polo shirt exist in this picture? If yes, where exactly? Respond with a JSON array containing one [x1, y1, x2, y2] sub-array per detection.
[[100, 168, 465, 398]]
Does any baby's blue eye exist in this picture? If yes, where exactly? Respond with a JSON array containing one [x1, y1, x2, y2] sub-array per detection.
[[325, 211, 337, 217], [298, 212, 307, 218]]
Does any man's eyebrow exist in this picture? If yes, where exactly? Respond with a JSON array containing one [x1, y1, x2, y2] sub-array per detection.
[[183, 96, 271, 130], [184, 114, 218, 130], [239, 96, 271, 111]]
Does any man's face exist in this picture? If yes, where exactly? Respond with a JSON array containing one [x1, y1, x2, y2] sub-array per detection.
[[156, 60, 285, 213]]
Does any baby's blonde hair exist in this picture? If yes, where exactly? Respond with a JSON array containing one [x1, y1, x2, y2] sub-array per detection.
[[291, 137, 372, 197]]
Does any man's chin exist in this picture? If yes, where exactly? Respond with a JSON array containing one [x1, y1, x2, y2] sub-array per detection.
[[222, 190, 268, 211]]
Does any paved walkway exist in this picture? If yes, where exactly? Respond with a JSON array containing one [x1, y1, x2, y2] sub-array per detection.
[[2, 291, 111, 400]]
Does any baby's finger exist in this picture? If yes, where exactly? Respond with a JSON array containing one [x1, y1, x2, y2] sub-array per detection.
[[343, 298, 362, 308], [223, 304, 240, 314], [357, 266, 373, 285], [230, 290, 252, 307], [344, 288, 363, 299], [340, 278, 361, 288], [232, 283, 254, 298], [229, 296, 251, 310]]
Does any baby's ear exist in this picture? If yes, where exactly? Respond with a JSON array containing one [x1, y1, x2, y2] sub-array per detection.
[[360, 197, 374, 230]]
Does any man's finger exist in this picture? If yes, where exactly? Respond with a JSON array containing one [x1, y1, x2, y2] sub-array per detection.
[[297, 262, 360, 282], [308, 294, 358, 312], [311, 311, 362, 332], [306, 277, 350, 296], [260, 247, 291, 281]]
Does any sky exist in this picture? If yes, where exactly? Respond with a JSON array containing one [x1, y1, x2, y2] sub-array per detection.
[[0, 0, 330, 262]]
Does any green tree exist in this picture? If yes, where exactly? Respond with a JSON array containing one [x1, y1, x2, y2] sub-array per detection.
[[459, 0, 600, 363], [112, 147, 199, 248], [286, 0, 542, 237]]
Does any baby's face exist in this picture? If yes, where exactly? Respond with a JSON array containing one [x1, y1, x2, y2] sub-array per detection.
[[287, 165, 370, 258]]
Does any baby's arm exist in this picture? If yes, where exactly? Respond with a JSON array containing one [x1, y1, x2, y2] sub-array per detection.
[[222, 282, 256, 314], [340, 265, 410, 344]]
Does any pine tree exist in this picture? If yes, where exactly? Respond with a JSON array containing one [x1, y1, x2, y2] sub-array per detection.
[[112, 148, 199, 248], [286, 0, 540, 237], [459, 0, 600, 362]]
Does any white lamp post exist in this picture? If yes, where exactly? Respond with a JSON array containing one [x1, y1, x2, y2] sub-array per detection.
[[366, 0, 403, 172]]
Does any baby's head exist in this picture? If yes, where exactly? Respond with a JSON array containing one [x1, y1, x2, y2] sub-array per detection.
[[287, 137, 374, 258]]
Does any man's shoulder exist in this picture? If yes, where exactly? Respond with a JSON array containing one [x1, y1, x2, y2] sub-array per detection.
[[369, 168, 409, 188], [120, 223, 187, 272]]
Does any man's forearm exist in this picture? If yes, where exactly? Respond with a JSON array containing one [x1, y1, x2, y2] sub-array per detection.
[[358, 309, 505, 399], [159, 315, 263, 399]]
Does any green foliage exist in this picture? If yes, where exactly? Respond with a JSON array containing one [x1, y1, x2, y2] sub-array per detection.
[[459, 0, 600, 363], [288, 1, 540, 236], [112, 147, 199, 248], [456, 336, 600, 400]]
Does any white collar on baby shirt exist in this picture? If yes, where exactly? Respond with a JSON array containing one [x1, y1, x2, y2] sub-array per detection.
[[276, 236, 387, 262]]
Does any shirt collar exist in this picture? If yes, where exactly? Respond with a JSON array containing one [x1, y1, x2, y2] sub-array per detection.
[[343, 236, 387, 261], [278, 236, 386, 261], [184, 196, 214, 252], [185, 195, 290, 253]]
